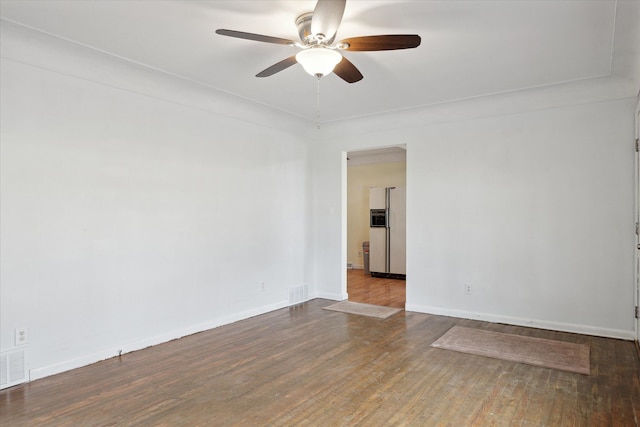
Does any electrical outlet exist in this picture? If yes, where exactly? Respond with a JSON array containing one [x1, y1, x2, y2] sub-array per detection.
[[15, 328, 28, 346], [358, 251, 362, 257], [464, 284, 472, 295], [261, 281, 265, 291]]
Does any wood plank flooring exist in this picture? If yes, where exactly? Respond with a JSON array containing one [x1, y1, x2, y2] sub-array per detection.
[[1, 299, 638, 426], [347, 269, 405, 309]]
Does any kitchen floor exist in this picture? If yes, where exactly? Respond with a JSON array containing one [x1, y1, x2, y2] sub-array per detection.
[[347, 268, 405, 309]]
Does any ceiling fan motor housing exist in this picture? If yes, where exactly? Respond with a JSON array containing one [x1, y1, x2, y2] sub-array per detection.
[[296, 12, 335, 46]]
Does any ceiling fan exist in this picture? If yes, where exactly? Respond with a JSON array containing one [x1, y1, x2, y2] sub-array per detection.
[[215, 0, 421, 83]]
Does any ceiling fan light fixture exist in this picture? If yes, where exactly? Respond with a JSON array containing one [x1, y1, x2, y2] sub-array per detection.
[[295, 47, 342, 77]]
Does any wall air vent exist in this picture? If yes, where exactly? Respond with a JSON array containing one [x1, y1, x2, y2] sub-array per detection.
[[1, 349, 27, 390], [289, 285, 309, 306]]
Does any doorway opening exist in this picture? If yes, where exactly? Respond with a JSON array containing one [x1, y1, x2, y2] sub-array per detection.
[[345, 146, 407, 309]]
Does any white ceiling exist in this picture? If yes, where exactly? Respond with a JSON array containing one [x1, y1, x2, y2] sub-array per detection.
[[0, 1, 631, 123]]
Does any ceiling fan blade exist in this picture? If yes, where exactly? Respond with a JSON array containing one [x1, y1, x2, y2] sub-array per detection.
[[311, 0, 346, 41], [333, 56, 363, 83], [216, 29, 296, 46], [339, 35, 421, 51], [256, 56, 298, 78]]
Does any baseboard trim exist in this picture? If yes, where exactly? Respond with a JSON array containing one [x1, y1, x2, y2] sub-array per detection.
[[405, 304, 635, 341], [30, 300, 289, 381], [316, 292, 348, 301]]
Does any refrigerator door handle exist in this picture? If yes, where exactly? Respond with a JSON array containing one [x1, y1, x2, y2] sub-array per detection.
[[385, 187, 391, 272], [386, 226, 391, 272]]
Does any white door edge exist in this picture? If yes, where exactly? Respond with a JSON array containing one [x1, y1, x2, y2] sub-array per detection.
[[635, 99, 640, 343]]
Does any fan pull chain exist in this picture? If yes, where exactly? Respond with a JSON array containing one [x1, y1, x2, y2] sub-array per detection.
[[316, 76, 321, 129]]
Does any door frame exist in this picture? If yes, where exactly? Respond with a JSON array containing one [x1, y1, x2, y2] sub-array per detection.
[[635, 96, 640, 346], [342, 146, 408, 303]]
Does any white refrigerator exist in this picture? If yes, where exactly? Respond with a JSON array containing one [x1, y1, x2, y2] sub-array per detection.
[[369, 186, 406, 278]]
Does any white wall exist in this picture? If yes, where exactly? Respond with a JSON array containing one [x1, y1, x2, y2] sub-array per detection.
[[311, 97, 637, 339], [406, 100, 635, 337], [0, 24, 310, 379], [308, 144, 347, 301]]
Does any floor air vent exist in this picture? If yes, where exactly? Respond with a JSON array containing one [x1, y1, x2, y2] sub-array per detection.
[[1, 349, 27, 389], [289, 285, 308, 305]]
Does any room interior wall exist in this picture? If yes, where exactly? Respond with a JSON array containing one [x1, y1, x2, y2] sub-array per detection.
[[311, 97, 637, 340], [0, 24, 310, 380], [346, 162, 406, 268], [1, 1, 638, 384]]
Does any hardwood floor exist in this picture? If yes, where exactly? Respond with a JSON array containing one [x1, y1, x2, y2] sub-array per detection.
[[347, 269, 405, 309], [1, 299, 639, 426]]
